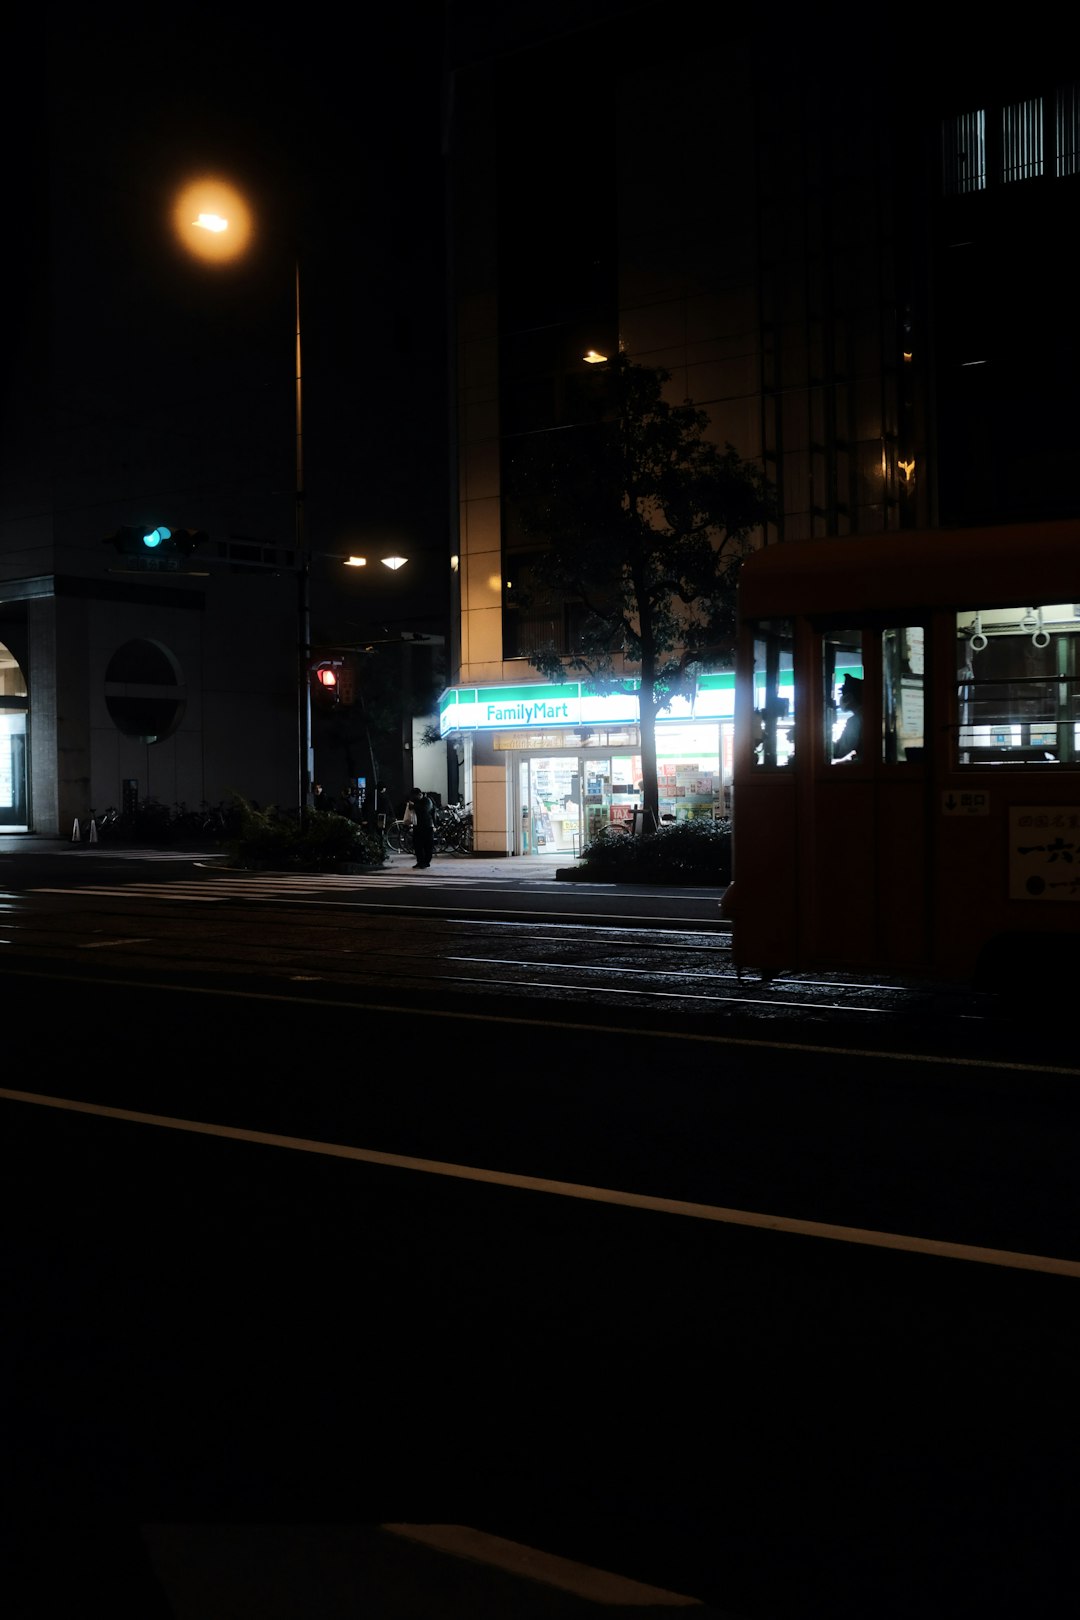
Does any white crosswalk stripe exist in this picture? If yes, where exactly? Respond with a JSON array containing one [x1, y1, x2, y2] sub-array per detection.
[[33, 870, 517, 902], [56, 849, 232, 862]]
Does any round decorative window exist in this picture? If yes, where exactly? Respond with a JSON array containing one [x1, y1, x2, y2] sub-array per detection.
[[104, 640, 186, 743]]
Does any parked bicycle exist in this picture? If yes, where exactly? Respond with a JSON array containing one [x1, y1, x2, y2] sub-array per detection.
[[383, 816, 414, 855], [433, 803, 473, 853], [382, 804, 472, 856]]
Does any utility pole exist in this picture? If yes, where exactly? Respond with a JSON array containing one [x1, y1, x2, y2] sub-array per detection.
[[295, 258, 312, 817]]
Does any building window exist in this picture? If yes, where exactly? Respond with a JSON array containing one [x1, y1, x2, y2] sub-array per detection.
[[943, 109, 986, 194], [944, 87, 1079, 190], [1002, 97, 1043, 181], [1057, 82, 1080, 175]]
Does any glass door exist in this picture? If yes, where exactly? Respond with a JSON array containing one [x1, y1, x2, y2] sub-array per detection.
[[582, 756, 614, 844], [518, 755, 586, 854], [0, 711, 27, 828]]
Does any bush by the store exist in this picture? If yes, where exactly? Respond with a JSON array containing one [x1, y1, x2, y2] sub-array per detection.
[[227, 798, 385, 870], [562, 817, 732, 885]]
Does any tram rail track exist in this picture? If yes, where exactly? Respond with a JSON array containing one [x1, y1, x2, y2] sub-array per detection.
[[7, 887, 990, 1024]]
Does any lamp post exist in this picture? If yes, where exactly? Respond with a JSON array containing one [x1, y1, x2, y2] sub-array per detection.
[[294, 256, 311, 814], [175, 177, 407, 816]]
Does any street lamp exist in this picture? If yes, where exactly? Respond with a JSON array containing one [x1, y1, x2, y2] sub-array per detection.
[[175, 178, 407, 815]]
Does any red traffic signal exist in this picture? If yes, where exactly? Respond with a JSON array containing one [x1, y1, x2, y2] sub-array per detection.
[[312, 660, 343, 703]]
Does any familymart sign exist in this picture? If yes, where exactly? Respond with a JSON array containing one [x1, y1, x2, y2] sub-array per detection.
[[439, 676, 734, 736]]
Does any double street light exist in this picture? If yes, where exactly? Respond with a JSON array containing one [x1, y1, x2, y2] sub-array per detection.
[[174, 175, 406, 813]]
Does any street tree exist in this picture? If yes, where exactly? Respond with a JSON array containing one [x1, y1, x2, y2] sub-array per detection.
[[505, 352, 772, 828]]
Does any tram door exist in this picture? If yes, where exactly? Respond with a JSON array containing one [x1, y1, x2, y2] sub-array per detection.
[[807, 626, 929, 970]]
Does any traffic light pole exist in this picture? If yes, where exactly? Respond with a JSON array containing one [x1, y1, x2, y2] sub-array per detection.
[[295, 258, 312, 818]]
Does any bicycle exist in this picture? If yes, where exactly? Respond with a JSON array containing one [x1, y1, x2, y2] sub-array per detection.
[[433, 803, 473, 853], [383, 816, 414, 855]]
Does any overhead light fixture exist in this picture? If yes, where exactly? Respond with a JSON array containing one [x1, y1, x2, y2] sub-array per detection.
[[343, 555, 367, 567], [583, 349, 608, 364], [381, 556, 407, 571]]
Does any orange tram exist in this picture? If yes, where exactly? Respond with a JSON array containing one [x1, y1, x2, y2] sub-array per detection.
[[723, 519, 1080, 987]]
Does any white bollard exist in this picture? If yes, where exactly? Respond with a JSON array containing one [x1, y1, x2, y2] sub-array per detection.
[[72, 818, 81, 843], [88, 820, 98, 844]]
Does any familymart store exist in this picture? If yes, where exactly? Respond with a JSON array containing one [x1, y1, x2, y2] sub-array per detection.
[[439, 675, 734, 857]]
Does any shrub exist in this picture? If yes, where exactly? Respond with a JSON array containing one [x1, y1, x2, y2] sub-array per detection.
[[227, 798, 385, 869], [563, 816, 731, 885]]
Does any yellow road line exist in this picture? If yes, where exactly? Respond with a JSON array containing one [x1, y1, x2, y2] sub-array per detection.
[[2, 1085, 1077, 1278]]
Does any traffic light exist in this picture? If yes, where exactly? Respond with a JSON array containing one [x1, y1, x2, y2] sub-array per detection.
[[334, 660, 356, 706], [171, 528, 210, 556], [106, 525, 209, 565], [312, 660, 343, 705]]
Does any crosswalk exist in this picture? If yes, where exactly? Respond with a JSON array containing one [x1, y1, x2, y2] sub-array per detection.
[[54, 848, 232, 862], [32, 869, 521, 904]]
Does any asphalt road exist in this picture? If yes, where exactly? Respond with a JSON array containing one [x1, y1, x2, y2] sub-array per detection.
[[3, 841, 1079, 1617]]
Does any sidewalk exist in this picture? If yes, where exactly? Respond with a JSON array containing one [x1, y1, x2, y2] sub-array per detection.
[[382, 848, 583, 881], [0, 832, 584, 882]]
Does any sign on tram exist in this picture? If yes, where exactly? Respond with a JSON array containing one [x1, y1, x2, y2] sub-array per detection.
[[1009, 807, 1080, 902], [941, 790, 989, 815]]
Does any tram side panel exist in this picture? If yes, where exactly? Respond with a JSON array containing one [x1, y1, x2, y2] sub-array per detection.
[[726, 774, 800, 974], [800, 777, 879, 970], [932, 778, 1080, 985], [807, 775, 932, 973], [931, 600, 1080, 984]]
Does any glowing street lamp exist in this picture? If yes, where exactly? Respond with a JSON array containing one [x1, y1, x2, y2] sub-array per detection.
[[171, 177, 313, 809], [172, 177, 253, 262], [172, 176, 409, 813]]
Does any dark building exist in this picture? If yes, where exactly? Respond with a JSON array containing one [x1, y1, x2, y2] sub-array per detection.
[[0, 14, 449, 835], [438, 3, 1080, 852]]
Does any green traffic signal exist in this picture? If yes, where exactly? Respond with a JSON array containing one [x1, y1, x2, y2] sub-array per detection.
[[106, 525, 209, 560]]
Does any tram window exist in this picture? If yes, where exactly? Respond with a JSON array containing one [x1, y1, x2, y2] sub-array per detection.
[[752, 620, 795, 767], [956, 605, 1080, 765], [882, 626, 925, 763], [823, 632, 864, 763]]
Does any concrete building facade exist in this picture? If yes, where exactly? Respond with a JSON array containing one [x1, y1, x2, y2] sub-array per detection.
[[440, 4, 1079, 856]]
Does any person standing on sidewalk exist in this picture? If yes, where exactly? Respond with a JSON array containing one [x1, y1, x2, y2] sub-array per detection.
[[408, 788, 435, 869]]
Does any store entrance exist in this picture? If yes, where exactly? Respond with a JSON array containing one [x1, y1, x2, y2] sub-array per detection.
[[517, 755, 582, 855], [509, 727, 728, 855], [514, 750, 645, 856]]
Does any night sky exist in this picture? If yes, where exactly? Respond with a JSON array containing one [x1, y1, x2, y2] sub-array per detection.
[[7, 7, 451, 637]]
